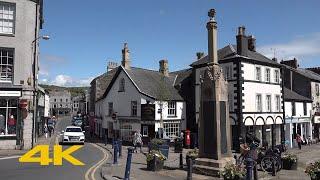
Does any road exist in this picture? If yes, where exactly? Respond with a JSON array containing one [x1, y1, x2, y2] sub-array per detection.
[[0, 116, 107, 180]]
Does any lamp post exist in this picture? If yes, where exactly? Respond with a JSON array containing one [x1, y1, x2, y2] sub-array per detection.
[[31, 35, 50, 148]]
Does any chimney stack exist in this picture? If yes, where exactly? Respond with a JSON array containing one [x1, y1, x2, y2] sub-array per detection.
[[121, 43, 130, 70], [206, 9, 218, 64], [280, 58, 299, 69], [236, 26, 248, 56], [196, 52, 205, 60], [248, 35, 256, 52], [159, 59, 169, 77], [107, 61, 118, 72]]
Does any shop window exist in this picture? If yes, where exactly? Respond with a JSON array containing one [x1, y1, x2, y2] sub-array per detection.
[[163, 122, 180, 140], [0, 98, 17, 136]]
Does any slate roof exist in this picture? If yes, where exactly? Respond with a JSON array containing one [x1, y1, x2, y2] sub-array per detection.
[[283, 87, 312, 102], [170, 68, 192, 86], [282, 64, 320, 82], [92, 67, 118, 101], [190, 44, 280, 67], [125, 67, 184, 101]]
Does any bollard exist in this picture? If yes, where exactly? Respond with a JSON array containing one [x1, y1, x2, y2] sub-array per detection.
[[245, 157, 254, 180], [118, 139, 122, 157], [124, 147, 134, 180], [187, 157, 192, 180], [179, 153, 183, 169], [272, 160, 276, 176], [113, 140, 118, 164]]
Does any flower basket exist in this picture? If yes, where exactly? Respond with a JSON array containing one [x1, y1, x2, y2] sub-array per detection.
[[220, 163, 246, 180], [186, 149, 198, 166], [282, 153, 298, 170], [305, 160, 320, 180], [146, 150, 166, 171]]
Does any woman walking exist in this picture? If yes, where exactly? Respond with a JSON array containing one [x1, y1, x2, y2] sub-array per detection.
[[296, 134, 302, 150]]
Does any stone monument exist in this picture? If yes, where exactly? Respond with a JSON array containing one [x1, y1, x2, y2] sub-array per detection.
[[194, 9, 233, 177]]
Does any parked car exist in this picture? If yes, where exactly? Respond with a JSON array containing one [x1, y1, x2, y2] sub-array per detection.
[[60, 126, 85, 145]]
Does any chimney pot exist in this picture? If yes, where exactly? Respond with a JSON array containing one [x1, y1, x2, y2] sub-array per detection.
[[121, 42, 130, 70], [238, 26, 246, 36], [196, 52, 205, 60], [159, 59, 169, 77], [248, 35, 256, 52]]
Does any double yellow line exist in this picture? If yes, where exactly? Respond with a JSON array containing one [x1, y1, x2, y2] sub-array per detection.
[[85, 143, 109, 180]]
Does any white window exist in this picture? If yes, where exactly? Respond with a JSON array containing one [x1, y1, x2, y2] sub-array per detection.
[[0, 2, 15, 34], [164, 122, 180, 139], [108, 102, 113, 116], [266, 95, 271, 112], [119, 78, 125, 92], [255, 67, 261, 81], [316, 84, 319, 96], [167, 101, 176, 116], [120, 123, 132, 142], [275, 95, 280, 112], [256, 94, 262, 112], [0, 49, 13, 82], [265, 68, 270, 82], [131, 101, 137, 116], [274, 70, 280, 83], [142, 126, 148, 137]]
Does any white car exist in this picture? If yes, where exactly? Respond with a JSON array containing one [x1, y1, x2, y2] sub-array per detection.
[[60, 126, 85, 144]]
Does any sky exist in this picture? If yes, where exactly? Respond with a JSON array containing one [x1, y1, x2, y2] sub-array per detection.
[[39, 0, 320, 87]]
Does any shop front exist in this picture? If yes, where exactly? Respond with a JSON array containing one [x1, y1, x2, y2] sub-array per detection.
[[0, 88, 22, 149], [285, 117, 312, 148]]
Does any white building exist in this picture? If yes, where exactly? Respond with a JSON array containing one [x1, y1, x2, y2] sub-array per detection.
[[95, 44, 186, 142], [191, 26, 284, 150], [284, 87, 312, 148], [44, 93, 50, 117]]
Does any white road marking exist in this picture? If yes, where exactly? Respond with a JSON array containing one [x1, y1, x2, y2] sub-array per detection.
[[0, 155, 21, 160], [85, 143, 109, 180]]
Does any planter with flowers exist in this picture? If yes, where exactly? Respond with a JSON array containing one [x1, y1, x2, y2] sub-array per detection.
[[220, 163, 246, 180], [146, 150, 166, 171], [186, 148, 199, 166], [282, 153, 298, 170], [305, 160, 320, 180]]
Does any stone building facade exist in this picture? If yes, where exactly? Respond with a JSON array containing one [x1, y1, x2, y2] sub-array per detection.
[[0, 0, 44, 150], [49, 90, 72, 116]]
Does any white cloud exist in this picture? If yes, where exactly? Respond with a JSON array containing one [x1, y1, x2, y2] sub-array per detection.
[[50, 75, 92, 87], [258, 32, 320, 61]]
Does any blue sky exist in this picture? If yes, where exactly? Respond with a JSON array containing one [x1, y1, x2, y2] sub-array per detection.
[[39, 0, 320, 86]]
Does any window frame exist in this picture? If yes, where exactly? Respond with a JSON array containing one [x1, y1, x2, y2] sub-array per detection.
[[275, 95, 280, 112], [108, 102, 113, 116], [303, 102, 307, 116], [167, 101, 177, 117], [142, 125, 148, 137], [131, 101, 137, 117], [119, 78, 125, 92], [266, 94, 272, 112], [265, 68, 271, 83], [292, 102, 296, 116], [255, 66, 261, 81], [256, 94, 262, 112], [0, 98, 18, 136], [0, 2, 16, 35], [274, 69, 280, 84], [0, 48, 14, 83]]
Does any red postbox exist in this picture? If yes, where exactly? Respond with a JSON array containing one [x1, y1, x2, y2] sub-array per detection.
[[185, 130, 191, 148]]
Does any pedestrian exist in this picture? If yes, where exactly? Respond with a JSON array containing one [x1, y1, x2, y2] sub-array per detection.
[[44, 123, 48, 139], [296, 134, 302, 150], [133, 131, 143, 153], [308, 136, 312, 146], [8, 115, 16, 134]]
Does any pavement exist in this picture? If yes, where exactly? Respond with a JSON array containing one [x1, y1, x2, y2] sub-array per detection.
[[99, 143, 320, 180]]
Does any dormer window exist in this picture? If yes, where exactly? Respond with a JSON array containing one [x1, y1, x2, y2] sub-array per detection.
[[119, 78, 125, 92]]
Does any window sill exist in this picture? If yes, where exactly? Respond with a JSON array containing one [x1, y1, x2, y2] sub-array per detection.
[[0, 33, 15, 37], [167, 116, 177, 118], [0, 135, 16, 140]]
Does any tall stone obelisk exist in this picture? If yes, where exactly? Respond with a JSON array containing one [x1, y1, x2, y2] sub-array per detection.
[[195, 9, 233, 177]]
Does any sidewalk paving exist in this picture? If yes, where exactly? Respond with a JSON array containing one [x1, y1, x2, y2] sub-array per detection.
[[98, 143, 320, 180]]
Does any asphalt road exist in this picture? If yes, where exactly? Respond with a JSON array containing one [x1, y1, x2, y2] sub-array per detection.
[[0, 116, 107, 180]]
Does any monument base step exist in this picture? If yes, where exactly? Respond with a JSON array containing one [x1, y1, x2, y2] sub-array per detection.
[[193, 157, 234, 177], [193, 164, 222, 177]]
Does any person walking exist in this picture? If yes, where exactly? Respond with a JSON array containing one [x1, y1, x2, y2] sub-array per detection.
[[296, 134, 302, 150], [133, 131, 143, 153], [44, 123, 48, 139]]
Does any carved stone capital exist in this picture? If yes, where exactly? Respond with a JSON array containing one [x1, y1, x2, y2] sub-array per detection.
[[206, 22, 217, 30]]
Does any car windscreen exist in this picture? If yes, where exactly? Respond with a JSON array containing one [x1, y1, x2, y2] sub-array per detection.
[[66, 128, 82, 132]]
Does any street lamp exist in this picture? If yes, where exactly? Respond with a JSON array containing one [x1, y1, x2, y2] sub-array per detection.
[[31, 35, 50, 148]]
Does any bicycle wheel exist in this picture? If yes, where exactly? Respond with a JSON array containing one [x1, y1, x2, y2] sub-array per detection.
[[261, 156, 278, 172]]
